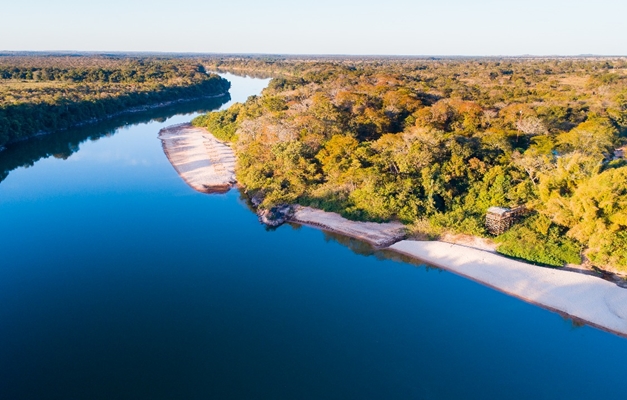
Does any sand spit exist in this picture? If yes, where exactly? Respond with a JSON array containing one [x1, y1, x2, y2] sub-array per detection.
[[389, 240, 627, 337], [159, 123, 236, 193], [290, 206, 407, 248]]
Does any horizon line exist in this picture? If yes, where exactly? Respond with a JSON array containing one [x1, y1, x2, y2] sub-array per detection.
[[1, 50, 626, 59]]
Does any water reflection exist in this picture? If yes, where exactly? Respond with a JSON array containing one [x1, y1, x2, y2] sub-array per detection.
[[210, 68, 275, 80], [319, 229, 378, 257], [296, 224, 443, 272], [0, 96, 229, 184]]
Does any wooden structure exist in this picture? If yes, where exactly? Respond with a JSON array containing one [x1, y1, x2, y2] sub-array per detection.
[[485, 206, 526, 235]]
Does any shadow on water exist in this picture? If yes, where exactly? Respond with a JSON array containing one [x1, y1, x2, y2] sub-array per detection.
[[286, 221, 444, 272], [318, 227, 604, 334], [0, 95, 230, 184], [376, 247, 445, 272]]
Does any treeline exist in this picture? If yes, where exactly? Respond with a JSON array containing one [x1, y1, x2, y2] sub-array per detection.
[[0, 58, 209, 83], [0, 56, 230, 147], [193, 57, 627, 271], [0, 96, 229, 184]]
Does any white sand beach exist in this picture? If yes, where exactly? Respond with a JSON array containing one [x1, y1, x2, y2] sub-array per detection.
[[290, 206, 407, 248], [158, 123, 236, 193], [389, 240, 627, 337]]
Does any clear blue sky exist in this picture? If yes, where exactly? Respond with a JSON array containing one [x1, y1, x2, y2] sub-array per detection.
[[2, 0, 624, 55]]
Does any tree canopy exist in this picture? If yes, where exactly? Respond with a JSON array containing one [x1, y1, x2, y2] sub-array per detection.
[[0, 56, 230, 147], [193, 56, 627, 271]]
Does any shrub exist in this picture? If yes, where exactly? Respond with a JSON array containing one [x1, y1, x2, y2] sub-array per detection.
[[496, 214, 582, 267]]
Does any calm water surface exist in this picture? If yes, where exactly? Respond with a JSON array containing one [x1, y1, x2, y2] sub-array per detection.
[[1, 74, 627, 400]]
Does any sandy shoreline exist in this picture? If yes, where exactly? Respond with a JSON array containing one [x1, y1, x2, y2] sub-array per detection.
[[160, 122, 627, 338], [389, 241, 627, 337], [290, 206, 407, 248], [289, 206, 627, 336], [159, 123, 236, 193]]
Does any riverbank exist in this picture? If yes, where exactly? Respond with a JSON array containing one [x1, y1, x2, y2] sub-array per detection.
[[1, 92, 229, 152], [390, 241, 627, 337], [159, 122, 627, 338], [291, 206, 406, 248], [159, 123, 236, 193], [288, 206, 627, 336], [291, 208, 627, 337]]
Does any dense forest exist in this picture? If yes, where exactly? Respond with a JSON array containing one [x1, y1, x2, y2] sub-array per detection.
[[193, 56, 627, 272], [0, 55, 230, 147]]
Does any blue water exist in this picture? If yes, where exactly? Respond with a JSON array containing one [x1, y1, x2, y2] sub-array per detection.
[[1, 74, 626, 400]]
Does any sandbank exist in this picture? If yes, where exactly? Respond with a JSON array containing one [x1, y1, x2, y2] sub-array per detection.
[[290, 206, 407, 248], [158, 123, 236, 193]]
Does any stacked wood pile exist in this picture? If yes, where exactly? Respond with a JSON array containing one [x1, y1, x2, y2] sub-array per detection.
[[485, 206, 526, 235]]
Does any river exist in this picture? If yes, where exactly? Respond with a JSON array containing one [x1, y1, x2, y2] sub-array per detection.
[[1, 73, 626, 400]]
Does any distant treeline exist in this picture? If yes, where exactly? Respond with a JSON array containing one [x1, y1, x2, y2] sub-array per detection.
[[0, 57, 231, 147]]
